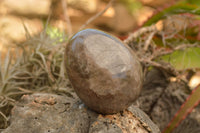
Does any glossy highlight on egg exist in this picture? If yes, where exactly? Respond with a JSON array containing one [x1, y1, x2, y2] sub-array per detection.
[[65, 29, 143, 114]]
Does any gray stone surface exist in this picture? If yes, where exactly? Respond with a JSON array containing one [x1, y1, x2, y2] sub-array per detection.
[[134, 69, 200, 133], [2, 93, 160, 133], [128, 105, 160, 133], [2, 93, 90, 133]]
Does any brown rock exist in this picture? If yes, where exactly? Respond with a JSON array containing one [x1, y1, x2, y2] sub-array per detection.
[[2, 93, 160, 133], [134, 69, 200, 132], [2, 93, 91, 133], [65, 29, 143, 114], [89, 107, 160, 133]]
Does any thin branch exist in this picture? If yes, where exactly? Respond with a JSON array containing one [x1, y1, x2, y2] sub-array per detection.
[[174, 43, 200, 50], [144, 31, 156, 51], [124, 13, 200, 77], [123, 25, 157, 44], [61, 0, 72, 36], [44, 10, 52, 32], [140, 59, 178, 75], [0, 111, 8, 123], [79, 0, 115, 30], [152, 43, 200, 60], [22, 20, 31, 39], [17, 87, 33, 93]]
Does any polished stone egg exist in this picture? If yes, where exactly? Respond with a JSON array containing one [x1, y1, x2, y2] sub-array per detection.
[[65, 29, 143, 114]]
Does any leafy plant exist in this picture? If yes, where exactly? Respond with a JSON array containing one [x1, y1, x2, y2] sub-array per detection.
[[144, 2, 200, 26], [140, 1, 200, 132], [123, 0, 200, 132], [0, 29, 68, 128], [162, 47, 200, 70]]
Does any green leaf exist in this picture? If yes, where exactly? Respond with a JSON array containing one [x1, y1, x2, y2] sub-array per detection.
[[144, 3, 200, 26], [187, 0, 200, 6], [119, 0, 142, 13], [162, 47, 200, 70]]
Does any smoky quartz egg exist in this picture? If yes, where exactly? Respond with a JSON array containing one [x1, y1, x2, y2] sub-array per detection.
[[65, 29, 143, 114]]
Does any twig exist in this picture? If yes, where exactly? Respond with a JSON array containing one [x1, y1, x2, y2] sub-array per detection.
[[46, 52, 56, 83], [144, 31, 156, 51], [124, 14, 200, 77], [17, 87, 33, 93], [0, 111, 8, 125], [152, 43, 200, 60], [61, 0, 72, 36], [123, 25, 157, 44], [22, 20, 31, 39], [140, 59, 178, 75], [0, 100, 7, 108], [79, 0, 115, 30], [174, 43, 200, 50], [46, 45, 63, 84], [139, 43, 200, 76], [44, 10, 52, 32]]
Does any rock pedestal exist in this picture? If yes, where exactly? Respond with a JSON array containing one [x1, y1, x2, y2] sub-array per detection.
[[2, 93, 160, 133]]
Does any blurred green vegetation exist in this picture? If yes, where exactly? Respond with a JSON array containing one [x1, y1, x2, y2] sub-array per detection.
[[143, 0, 200, 132], [119, 0, 142, 13], [143, 0, 200, 70], [46, 26, 68, 44], [144, 3, 200, 26], [186, 0, 200, 6], [0, 28, 68, 128], [162, 48, 200, 70]]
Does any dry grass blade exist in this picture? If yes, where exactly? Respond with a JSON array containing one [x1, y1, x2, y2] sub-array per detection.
[[0, 111, 8, 127], [123, 25, 157, 44], [1, 51, 11, 85], [61, 0, 72, 36], [1, 51, 13, 94], [0, 29, 68, 128], [22, 20, 31, 39]]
